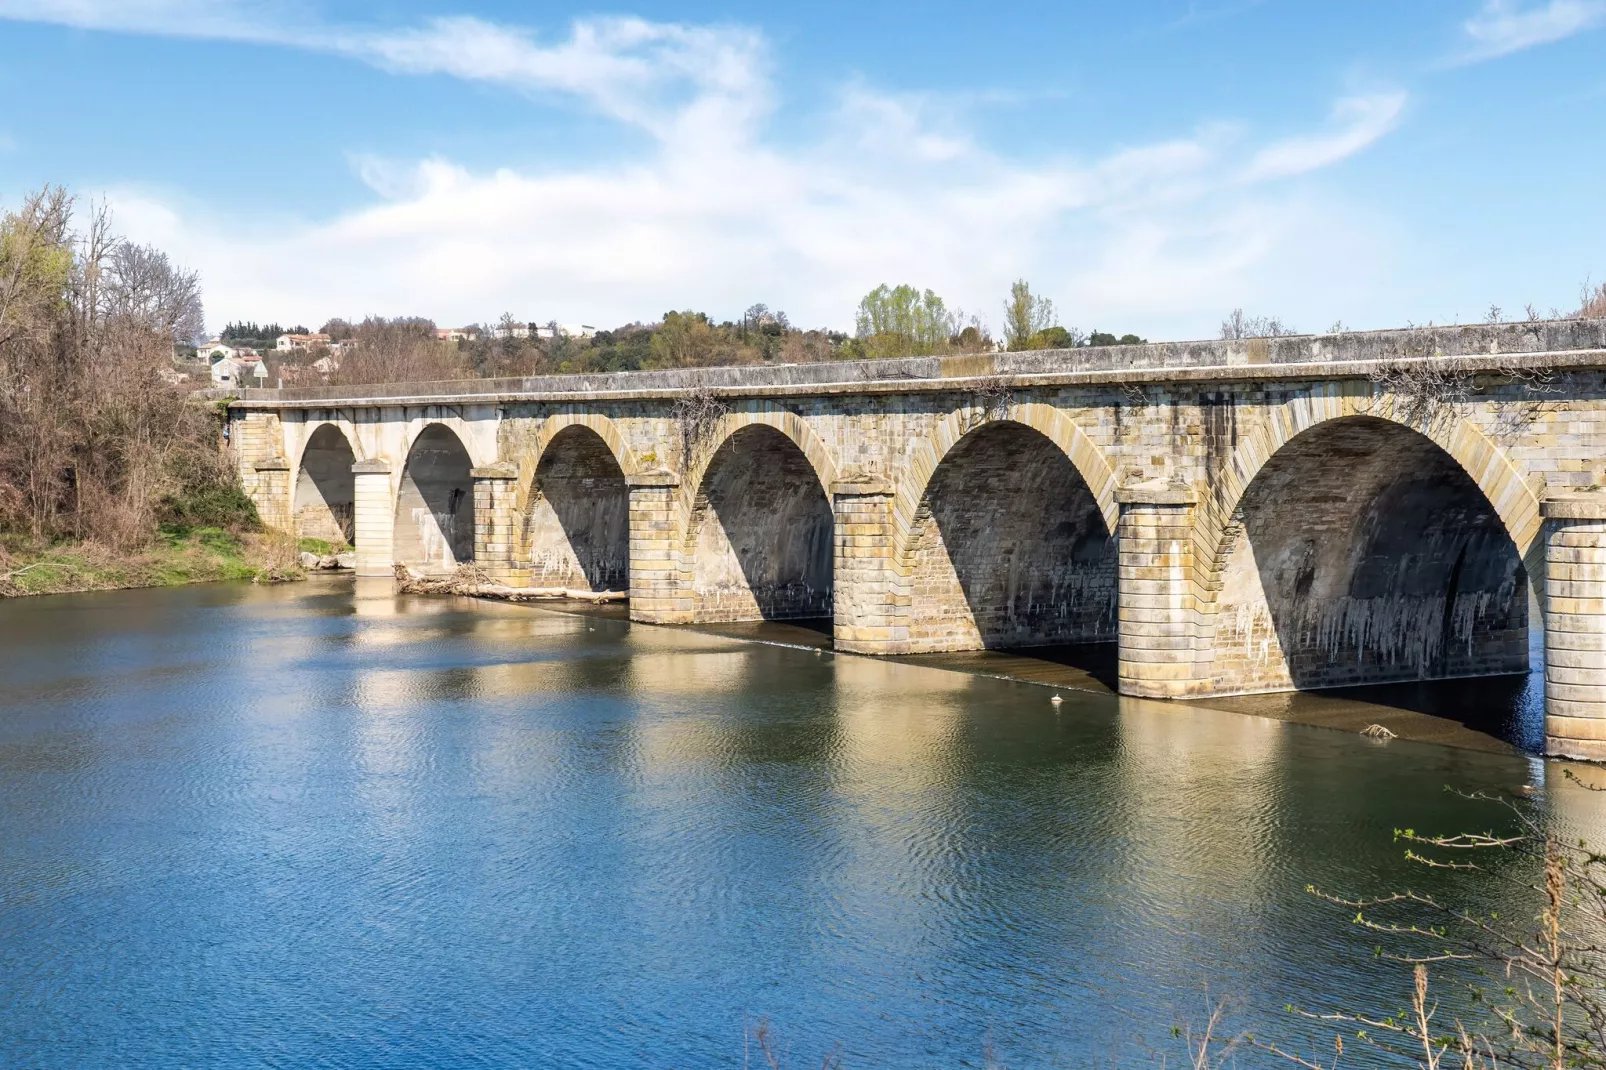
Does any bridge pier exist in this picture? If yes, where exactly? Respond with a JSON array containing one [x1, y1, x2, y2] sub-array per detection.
[[626, 473, 685, 622], [351, 459, 394, 578], [1115, 481, 1203, 699], [1543, 493, 1606, 760], [471, 464, 519, 585], [831, 480, 904, 653]]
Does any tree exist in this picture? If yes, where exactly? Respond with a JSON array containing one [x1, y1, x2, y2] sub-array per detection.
[[325, 316, 465, 386], [318, 318, 356, 342], [650, 310, 726, 367], [854, 283, 958, 359], [0, 187, 242, 548], [1002, 278, 1056, 351], [101, 241, 204, 344], [1035, 325, 1085, 350], [1088, 330, 1146, 346], [1220, 309, 1297, 339]]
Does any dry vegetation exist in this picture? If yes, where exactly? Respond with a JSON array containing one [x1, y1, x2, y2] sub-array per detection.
[[0, 186, 282, 593]]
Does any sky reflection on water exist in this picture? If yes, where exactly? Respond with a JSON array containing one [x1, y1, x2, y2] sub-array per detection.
[[0, 576, 1602, 1067]]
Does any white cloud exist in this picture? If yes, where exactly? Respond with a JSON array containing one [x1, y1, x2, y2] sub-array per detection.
[[1241, 93, 1406, 182], [1459, 0, 1606, 62], [0, 1, 1410, 337]]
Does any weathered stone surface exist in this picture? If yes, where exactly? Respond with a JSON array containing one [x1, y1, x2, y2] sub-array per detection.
[[227, 321, 1606, 756]]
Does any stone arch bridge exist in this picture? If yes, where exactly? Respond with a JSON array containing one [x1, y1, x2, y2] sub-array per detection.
[[230, 320, 1606, 759]]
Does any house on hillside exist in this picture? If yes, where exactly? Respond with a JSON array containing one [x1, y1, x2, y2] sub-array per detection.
[[275, 332, 332, 352], [435, 327, 477, 343], [210, 356, 244, 385], [197, 338, 238, 363], [535, 323, 597, 340]]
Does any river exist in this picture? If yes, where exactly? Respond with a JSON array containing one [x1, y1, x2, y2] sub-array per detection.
[[1, 576, 1601, 1067]]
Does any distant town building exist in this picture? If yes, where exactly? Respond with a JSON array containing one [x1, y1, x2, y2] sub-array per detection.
[[435, 327, 477, 343], [536, 323, 597, 340], [276, 332, 332, 352], [209, 356, 244, 385], [197, 338, 238, 363]]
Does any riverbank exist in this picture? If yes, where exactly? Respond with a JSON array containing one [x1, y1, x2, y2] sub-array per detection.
[[0, 527, 307, 597]]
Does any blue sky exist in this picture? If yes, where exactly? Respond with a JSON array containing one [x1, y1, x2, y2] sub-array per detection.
[[0, 1, 1601, 339]]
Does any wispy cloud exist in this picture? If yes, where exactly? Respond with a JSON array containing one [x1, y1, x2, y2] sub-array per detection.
[[1241, 93, 1406, 182], [1458, 0, 1606, 62], [0, 1, 1406, 336]]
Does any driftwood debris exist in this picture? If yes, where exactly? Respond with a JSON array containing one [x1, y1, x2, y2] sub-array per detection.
[[394, 563, 626, 604]]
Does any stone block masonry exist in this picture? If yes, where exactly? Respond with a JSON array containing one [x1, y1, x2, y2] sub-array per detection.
[[229, 319, 1606, 757]]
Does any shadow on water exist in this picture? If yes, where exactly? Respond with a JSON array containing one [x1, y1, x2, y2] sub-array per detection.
[[503, 598, 1545, 755]]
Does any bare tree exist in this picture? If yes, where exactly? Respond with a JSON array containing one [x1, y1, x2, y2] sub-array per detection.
[[1578, 277, 1606, 319], [1221, 308, 1298, 339], [102, 240, 204, 343], [0, 187, 236, 549], [325, 316, 468, 386]]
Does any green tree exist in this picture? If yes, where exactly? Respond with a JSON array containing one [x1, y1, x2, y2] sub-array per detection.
[[1002, 278, 1056, 351], [1034, 325, 1083, 350], [649, 310, 722, 367], [1088, 330, 1147, 347], [854, 284, 957, 359]]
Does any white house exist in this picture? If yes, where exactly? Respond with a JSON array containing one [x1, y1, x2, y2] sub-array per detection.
[[275, 333, 331, 352], [535, 323, 597, 340], [209, 356, 244, 385], [197, 338, 237, 363]]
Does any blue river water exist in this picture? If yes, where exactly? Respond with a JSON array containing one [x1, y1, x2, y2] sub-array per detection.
[[1, 576, 1600, 1067]]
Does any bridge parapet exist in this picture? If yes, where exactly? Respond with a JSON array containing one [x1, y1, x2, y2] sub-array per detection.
[[234, 319, 1606, 406]]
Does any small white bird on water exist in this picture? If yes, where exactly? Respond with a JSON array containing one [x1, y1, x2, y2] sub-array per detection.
[[1050, 694, 1063, 707]]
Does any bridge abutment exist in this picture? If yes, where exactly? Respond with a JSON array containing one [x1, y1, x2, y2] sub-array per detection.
[[1543, 493, 1606, 760], [351, 459, 394, 578]]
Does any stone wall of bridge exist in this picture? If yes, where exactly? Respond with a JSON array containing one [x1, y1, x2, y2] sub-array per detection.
[[227, 327, 1606, 759]]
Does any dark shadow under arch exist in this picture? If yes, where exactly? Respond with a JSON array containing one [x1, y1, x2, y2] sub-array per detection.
[[394, 424, 474, 574], [906, 421, 1116, 651], [1215, 415, 1528, 692], [294, 424, 356, 545], [689, 424, 833, 622], [522, 425, 630, 591]]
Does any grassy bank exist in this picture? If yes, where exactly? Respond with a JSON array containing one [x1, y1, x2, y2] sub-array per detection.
[[0, 527, 305, 597]]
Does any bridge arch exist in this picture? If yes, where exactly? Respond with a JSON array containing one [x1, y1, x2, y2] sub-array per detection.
[[891, 407, 1119, 652], [680, 413, 836, 622], [519, 422, 631, 592], [1198, 402, 1539, 694], [394, 422, 475, 575], [681, 407, 839, 512], [291, 422, 357, 545], [892, 403, 1118, 553], [529, 412, 642, 480]]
